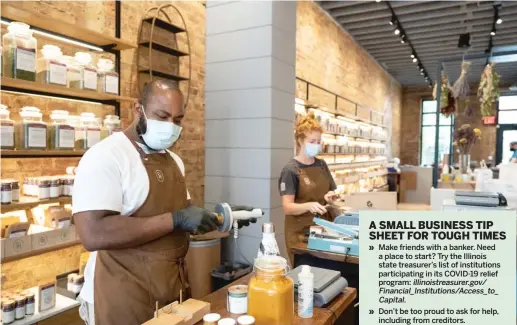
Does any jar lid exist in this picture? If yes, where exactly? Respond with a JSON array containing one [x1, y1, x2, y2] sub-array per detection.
[[20, 106, 42, 118], [75, 52, 92, 65], [80, 112, 96, 118], [2, 299, 15, 306], [254, 255, 288, 272], [41, 44, 63, 59], [51, 110, 70, 119], [203, 313, 221, 322], [15, 296, 26, 303], [97, 58, 114, 71], [60, 55, 75, 66], [237, 316, 255, 325], [8, 22, 30, 35], [218, 319, 236, 325], [104, 115, 120, 121]]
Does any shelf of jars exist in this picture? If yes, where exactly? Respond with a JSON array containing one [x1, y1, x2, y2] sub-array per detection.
[[1, 150, 86, 158], [1, 4, 137, 51], [1, 196, 71, 214]]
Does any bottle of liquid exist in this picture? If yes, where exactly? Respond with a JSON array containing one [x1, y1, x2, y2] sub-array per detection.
[[257, 223, 280, 258], [297, 265, 313, 318]]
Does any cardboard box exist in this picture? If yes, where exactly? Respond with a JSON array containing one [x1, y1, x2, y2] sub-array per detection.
[[1, 235, 31, 259]]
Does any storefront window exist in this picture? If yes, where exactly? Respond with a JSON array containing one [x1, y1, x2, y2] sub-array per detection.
[[420, 100, 454, 166]]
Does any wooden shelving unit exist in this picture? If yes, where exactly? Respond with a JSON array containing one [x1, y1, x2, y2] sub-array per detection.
[[1, 150, 86, 158], [1, 4, 136, 51], [1, 196, 72, 214], [139, 41, 189, 57], [142, 17, 186, 34], [1, 77, 137, 103]]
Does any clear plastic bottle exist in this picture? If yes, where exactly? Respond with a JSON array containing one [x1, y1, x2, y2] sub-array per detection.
[[80, 112, 100, 148], [48, 110, 75, 150], [103, 115, 121, 135], [297, 265, 314, 318], [2, 22, 37, 81], [97, 58, 119, 94], [16, 106, 47, 150], [0, 104, 15, 149], [36, 44, 66, 86], [61, 55, 83, 89], [75, 52, 97, 91]]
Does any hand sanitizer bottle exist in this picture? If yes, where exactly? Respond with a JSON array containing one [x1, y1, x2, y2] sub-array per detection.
[[257, 223, 280, 258], [298, 265, 314, 318]]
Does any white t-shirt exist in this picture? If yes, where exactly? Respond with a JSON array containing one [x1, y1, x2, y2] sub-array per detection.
[[72, 132, 190, 304]]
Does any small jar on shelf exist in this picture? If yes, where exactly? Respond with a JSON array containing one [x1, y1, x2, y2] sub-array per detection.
[[48, 110, 75, 150], [67, 115, 83, 150], [98, 118, 109, 140], [97, 58, 119, 94], [36, 44, 66, 86], [104, 115, 122, 136], [79, 112, 101, 148], [16, 106, 47, 150], [61, 55, 83, 89], [0, 104, 15, 149], [75, 52, 97, 91], [2, 22, 37, 81]]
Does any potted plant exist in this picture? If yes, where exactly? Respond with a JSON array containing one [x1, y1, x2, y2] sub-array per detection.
[[452, 124, 481, 174]]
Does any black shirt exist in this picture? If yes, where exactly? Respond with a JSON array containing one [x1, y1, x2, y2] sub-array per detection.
[[278, 158, 337, 197]]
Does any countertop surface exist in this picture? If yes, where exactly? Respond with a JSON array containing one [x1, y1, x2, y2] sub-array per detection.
[[291, 242, 360, 265], [194, 273, 357, 325]]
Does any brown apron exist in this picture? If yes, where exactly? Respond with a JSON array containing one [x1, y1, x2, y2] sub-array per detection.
[[94, 132, 189, 325], [285, 162, 333, 265]]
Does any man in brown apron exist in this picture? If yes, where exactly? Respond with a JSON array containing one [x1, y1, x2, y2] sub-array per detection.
[[73, 80, 220, 325]]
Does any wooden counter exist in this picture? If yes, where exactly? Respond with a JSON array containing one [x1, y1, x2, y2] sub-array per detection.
[[195, 273, 357, 325], [292, 242, 359, 265]]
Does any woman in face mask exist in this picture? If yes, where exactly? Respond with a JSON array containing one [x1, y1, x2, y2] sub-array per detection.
[[278, 111, 339, 265]]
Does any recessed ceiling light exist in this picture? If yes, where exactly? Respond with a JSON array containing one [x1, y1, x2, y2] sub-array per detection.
[[394, 28, 400, 35], [413, 57, 418, 63], [496, 18, 503, 24], [490, 27, 496, 36]]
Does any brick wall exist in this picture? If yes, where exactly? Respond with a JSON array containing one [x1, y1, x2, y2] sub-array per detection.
[[1, 0, 205, 290], [400, 86, 497, 166], [295, 1, 402, 157]]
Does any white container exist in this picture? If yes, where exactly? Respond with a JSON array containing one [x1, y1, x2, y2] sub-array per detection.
[[257, 223, 280, 258], [237, 316, 255, 325], [75, 52, 97, 91], [297, 265, 314, 318], [218, 319, 236, 325], [227, 285, 247, 315], [97, 58, 118, 94]]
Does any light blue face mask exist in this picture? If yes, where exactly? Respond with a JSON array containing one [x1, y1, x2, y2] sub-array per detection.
[[141, 107, 182, 150], [304, 143, 321, 157]]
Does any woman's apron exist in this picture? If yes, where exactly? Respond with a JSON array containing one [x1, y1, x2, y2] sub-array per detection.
[[94, 133, 189, 325], [285, 163, 333, 265]]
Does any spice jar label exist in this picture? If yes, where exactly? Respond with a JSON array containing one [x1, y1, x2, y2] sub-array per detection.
[[58, 126, 75, 148], [105, 74, 119, 94], [87, 129, 101, 148], [28, 125, 47, 148], [84, 68, 97, 90], [15, 47, 36, 73], [1, 125, 14, 147], [49, 61, 67, 85]]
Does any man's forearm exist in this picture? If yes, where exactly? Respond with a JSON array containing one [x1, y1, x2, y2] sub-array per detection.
[[76, 211, 173, 251]]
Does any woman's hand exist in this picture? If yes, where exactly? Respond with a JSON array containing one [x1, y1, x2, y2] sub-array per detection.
[[324, 191, 339, 204], [305, 202, 327, 215]]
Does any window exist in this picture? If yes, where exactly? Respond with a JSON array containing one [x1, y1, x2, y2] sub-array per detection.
[[498, 95, 517, 125], [420, 100, 454, 166], [496, 95, 517, 164]]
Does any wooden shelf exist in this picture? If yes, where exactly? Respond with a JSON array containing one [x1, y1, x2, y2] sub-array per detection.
[[139, 69, 189, 81], [143, 17, 186, 34], [139, 42, 189, 57], [328, 159, 387, 170], [323, 131, 386, 142], [1, 77, 137, 103], [1, 149, 86, 158], [2, 239, 81, 263], [1, 196, 72, 214], [1, 4, 136, 51]]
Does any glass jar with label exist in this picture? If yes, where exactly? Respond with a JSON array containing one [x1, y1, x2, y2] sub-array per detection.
[[14, 296, 25, 320], [61, 55, 83, 89], [36, 44, 66, 86], [25, 293, 35, 316], [97, 58, 119, 94], [2, 299, 15, 324], [67, 115, 83, 150], [38, 178, 51, 200], [49, 177, 61, 198], [48, 110, 75, 150], [1, 180, 12, 205], [80, 112, 101, 148], [2, 22, 37, 81], [99, 118, 109, 140], [8, 180, 19, 202], [104, 115, 122, 136], [75, 52, 97, 91], [16, 106, 47, 150], [0, 104, 15, 149]]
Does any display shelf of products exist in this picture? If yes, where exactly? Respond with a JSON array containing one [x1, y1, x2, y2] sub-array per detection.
[[327, 159, 387, 170], [1, 77, 137, 103], [1, 196, 71, 214], [1, 150, 86, 158], [1, 4, 136, 50], [139, 41, 189, 57], [323, 131, 386, 143]]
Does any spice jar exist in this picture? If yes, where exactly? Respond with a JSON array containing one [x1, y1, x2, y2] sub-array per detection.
[[237, 316, 255, 325], [62, 176, 74, 197], [75, 52, 97, 91], [67, 115, 84, 150], [248, 256, 294, 325], [2, 299, 15, 324], [97, 58, 119, 94], [67, 273, 78, 291], [50, 177, 61, 198], [218, 319, 236, 325], [16, 106, 47, 150], [25, 293, 35, 316], [10, 180, 19, 202], [38, 178, 51, 200], [14, 296, 25, 320], [36, 44, 66, 86], [0, 104, 15, 149], [72, 275, 84, 294], [2, 22, 37, 81], [61, 55, 83, 89], [103, 115, 121, 136], [48, 110, 75, 150], [80, 112, 101, 148], [203, 313, 221, 325], [1, 180, 12, 205], [99, 118, 109, 140]]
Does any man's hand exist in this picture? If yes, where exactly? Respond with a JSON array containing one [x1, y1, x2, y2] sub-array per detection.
[[324, 191, 339, 204], [305, 202, 327, 215], [172, 205, 221, 234]]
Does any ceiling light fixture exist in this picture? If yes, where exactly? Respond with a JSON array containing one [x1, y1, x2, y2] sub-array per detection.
[[490, 27, 496, 36], [495, 6, 502, 24], [410, 52, 415, 59], [412, 57, 418, 63], [394, 27, 400, 35], [496, 17, 503, 24], [400, 34, 406, 44], [389, 14, 396, 26]]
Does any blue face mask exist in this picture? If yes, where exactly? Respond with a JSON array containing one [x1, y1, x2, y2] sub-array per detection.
[[304, 143, 321, 157]]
